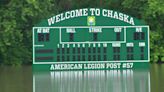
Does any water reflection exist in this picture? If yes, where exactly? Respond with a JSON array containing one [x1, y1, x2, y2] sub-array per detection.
[[33, 69, 150, 92]]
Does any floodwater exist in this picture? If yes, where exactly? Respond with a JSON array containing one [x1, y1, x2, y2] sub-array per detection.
[[0, 64, 164, 92]]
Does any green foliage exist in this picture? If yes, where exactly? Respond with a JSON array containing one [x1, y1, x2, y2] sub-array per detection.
[[0, 0, 163, 65], [0, 0, 57, 65], [145, 0, 164, 63], [121, 0, 164, 63]]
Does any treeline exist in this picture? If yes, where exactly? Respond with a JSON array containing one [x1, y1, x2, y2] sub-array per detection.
[[0, 0, 164, 65]]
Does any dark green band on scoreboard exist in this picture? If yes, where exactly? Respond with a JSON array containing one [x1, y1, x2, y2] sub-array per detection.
[[33, 62, 149, 71], [33, 8, 149, 71]]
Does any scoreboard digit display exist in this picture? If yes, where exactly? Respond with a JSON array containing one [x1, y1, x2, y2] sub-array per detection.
[[33, 8, 149, 71]]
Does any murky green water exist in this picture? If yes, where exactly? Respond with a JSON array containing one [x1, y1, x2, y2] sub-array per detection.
[[0, 65, 32, 92], [0, 64, 164, 92]]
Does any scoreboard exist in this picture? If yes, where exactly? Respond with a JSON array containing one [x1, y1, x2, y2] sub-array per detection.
[[33, 8, 149, 71]]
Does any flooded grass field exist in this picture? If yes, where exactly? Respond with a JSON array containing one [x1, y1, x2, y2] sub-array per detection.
[[0, 64, 164, 92]]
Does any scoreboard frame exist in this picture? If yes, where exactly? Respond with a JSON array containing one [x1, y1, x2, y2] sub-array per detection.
[[33, 8, 150, 70], [33, 26, 149, 64]]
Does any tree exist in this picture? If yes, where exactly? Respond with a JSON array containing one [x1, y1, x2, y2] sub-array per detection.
[[121, 0, 164, 62], [0, 0, 58, 65], [145, 0, 164, 63]]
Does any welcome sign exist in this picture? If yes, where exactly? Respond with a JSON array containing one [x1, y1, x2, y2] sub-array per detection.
[[47, 8, 134, 26], [33, 8, 149, 71]]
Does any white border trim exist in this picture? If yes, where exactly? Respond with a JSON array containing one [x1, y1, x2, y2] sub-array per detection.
[[32, 25, 150, 64], [124, 27, 127, 42], [148, 26, 150, 62], [60, 41, 126, 44], [60, 27, 126, 44], [59, 28, 62, 43], [33, 26, 149, 29], [33, 60, 149, 64], [33, 27, 35, 64]]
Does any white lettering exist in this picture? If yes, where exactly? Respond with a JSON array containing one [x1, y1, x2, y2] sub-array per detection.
[[56, 14, 60, 22], [106, 63, 121, 69], [113, 12, 118, 19], [84, 64, 105, 69], [47, 8, 135, 26], [102, 9, 107, 17], [90, 8, 95, 16]]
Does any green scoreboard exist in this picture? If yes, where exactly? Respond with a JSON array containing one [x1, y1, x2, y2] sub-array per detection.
[[33, 8, 149, 71]]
